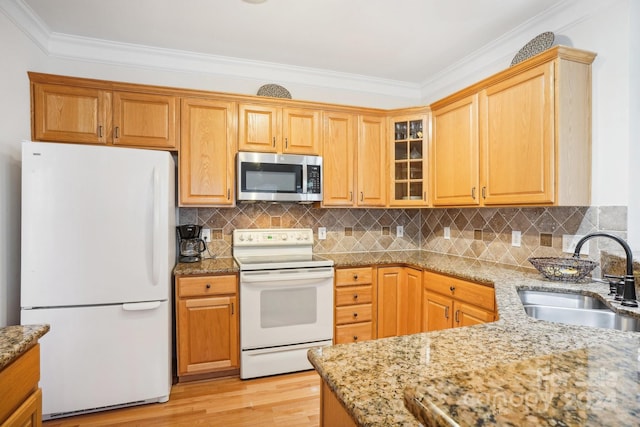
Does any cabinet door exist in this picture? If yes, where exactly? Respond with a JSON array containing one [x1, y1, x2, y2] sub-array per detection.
[[112, 91, 178, 149], [480, 62, 554, 205], [398, 267, 422, 335], [357, 115, 387, 206], [179, 98, 237, 206], [431, 94, 480, 206], [282, 107, 321, 154], [423, 291, 453, 332], [32, 83, 110, 144], [454, 301, 495, 327], [389, 115, 428, 206], [238, 103, 280, 152], [177, 295, 239, 376], [377, 267, 400, 339], [322, 112, 356, 206]]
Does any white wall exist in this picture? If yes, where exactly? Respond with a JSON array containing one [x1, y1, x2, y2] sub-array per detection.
[[628, 0, 640, 249], [0, 11, 46, 326]]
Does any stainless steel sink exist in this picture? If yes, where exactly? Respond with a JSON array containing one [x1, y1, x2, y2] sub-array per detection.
[[518, 290, 640, 332]]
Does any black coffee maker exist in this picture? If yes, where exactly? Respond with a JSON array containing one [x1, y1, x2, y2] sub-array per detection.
[[177, 225, 206, 263]]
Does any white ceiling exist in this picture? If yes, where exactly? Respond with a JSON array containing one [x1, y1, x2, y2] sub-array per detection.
[[20, 0, 561, 84]]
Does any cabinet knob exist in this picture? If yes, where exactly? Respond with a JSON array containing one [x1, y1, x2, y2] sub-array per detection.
[[206, 283, 211, 289], [353, 274, 359, 280], [353, 312, 358, 318], [449, 286, 455, 292], [353, 335, 358, 341], [353, 293, 359, 300]]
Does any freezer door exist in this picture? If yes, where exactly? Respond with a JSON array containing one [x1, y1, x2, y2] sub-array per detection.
[[21, 302, 171, 418], [21, 142, 176, 307]]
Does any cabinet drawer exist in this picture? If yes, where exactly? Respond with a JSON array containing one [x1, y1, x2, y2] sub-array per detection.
[[177, 275, 237, 298], [335, 304, 373, 325], [335, 322, 373, 344], [335, 285, 373, 306], [335, 267, 373, 286], [424, 271, 495, 311]]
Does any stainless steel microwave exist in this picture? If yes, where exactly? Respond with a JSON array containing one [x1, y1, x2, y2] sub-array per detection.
[[237, 152, 323, 203]]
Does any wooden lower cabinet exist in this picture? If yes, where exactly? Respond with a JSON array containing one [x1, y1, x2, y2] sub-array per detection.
[[422, 271, 495, 331], [320, 380, 357, 427], [377, 266, 422, 338], [0, 344, 42, 427], [175, 274, 239, 381], [334, 267, 376, 344]]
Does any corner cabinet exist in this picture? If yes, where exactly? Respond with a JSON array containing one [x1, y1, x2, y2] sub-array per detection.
[[179, 98, 237, 206], [377, 266, 422, 338], [389, 113, 429, 206], [422, 271, 495, 331], [30, 73, 178, 150], [430, 46, 596, 207], [238, 103, 321, 155], [175, 275, 239, 381]]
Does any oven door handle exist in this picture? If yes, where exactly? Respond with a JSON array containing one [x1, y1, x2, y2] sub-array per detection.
[[240, 268, 334, 284]]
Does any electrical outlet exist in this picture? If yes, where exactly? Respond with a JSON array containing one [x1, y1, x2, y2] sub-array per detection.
[[396, 225, 404, 237], [511, 230, 521, 247], [201, 228, 211, 242], [563, 234, 589, 255], [318, 227, 327, 240], [444, 226, 451, 240]]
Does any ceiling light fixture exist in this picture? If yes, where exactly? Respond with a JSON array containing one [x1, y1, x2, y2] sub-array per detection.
[[242, 0, 267, 4]]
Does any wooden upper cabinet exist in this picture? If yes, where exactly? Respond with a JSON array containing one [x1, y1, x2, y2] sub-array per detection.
[[389, 114, 429, 206], [480, 62, 554, 205], [430, 46, 595, 207], [357, 115, 387, 206], [431, 95, 480, 206], [238, 103, 321, 154], [179, 98, 237, 206], [31, 77, 178, 150], [322, 111, 357, 206], [112, 91, 178, 149], [33, 83, 110, 144]]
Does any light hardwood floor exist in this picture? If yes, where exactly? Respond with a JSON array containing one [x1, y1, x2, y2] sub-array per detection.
[[43, 371, 320, 427]]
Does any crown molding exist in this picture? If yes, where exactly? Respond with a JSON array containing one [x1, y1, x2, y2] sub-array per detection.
[[419, 0, 616, 103], [0, 0, 419, 99]]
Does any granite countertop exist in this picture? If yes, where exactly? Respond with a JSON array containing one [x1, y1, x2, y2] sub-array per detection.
[[0, 324, 49, 370], [173, 257, 238, 276], [305, 251, 640, 426]]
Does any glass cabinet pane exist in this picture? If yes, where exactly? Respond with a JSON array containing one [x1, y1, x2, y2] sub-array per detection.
[[395, 141, 408, 160], [392, 116, 425, 203], [394, 122, 407, 140]]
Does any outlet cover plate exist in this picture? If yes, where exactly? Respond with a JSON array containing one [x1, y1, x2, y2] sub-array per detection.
[[201, 228, 211, 242], [444, 226, 451, 240], [511, 230, 521, 247], [318, 227, 327, 240], [396, 225, 404, 237]]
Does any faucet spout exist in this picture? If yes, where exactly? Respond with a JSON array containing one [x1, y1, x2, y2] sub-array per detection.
[[573, 232, 637, 307]]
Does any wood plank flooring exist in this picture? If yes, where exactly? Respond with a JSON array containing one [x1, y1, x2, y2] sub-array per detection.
[[43, 371, 320, 427]]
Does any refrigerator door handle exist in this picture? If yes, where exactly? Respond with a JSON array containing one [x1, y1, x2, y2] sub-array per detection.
[[122, 301, 162, 311], [152, 167, 161, 286]]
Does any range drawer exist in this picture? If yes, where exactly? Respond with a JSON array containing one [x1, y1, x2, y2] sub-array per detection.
[[335, 285, 373, 306], [335, 304, 373, 325], [335, 267, 373, 286], [335, 323, 373, 344], [177, 275, 237, 298]]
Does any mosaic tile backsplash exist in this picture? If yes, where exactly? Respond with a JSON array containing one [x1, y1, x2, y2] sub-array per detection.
[[178, 205, 628, 271]]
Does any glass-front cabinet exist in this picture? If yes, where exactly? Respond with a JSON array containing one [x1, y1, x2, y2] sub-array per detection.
[[389, 114, 428, 206]]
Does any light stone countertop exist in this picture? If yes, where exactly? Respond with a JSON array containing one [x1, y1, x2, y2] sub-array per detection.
[[307, 251, 640, 427], [0, 324, 49, 370]]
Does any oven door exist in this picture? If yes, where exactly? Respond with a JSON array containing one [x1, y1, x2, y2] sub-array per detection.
[[239, 267, 334, 349]]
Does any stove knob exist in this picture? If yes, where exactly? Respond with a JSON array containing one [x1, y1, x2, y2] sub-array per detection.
[[281, 233, 288, 241], [295, 233, 302, 241], [247, 234, 253, 241], [238, 234, 245, 242]]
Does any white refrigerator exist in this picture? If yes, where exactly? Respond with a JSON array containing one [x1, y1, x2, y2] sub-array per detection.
[[20, 141, 176, 419]]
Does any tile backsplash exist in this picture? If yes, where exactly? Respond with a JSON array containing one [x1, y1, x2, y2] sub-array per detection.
[[179, 205, 628, 271]]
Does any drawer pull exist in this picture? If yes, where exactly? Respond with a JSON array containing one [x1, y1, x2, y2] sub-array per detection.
[[206, 283, 211, 289], [353, 312, 358, 318], [449, 286, 455, 292], [353, 293, 358, 300], [455, 309, 459, 323], [353, 274, 359, 280], [353, 335, 358, 341], [445, 306, 449, 319]]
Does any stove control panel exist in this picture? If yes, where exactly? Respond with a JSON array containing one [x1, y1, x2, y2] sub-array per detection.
[[233, 228, 314, 246]]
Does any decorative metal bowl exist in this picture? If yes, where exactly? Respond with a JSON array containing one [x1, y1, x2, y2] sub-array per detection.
[[528, 257, 597, 282]]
